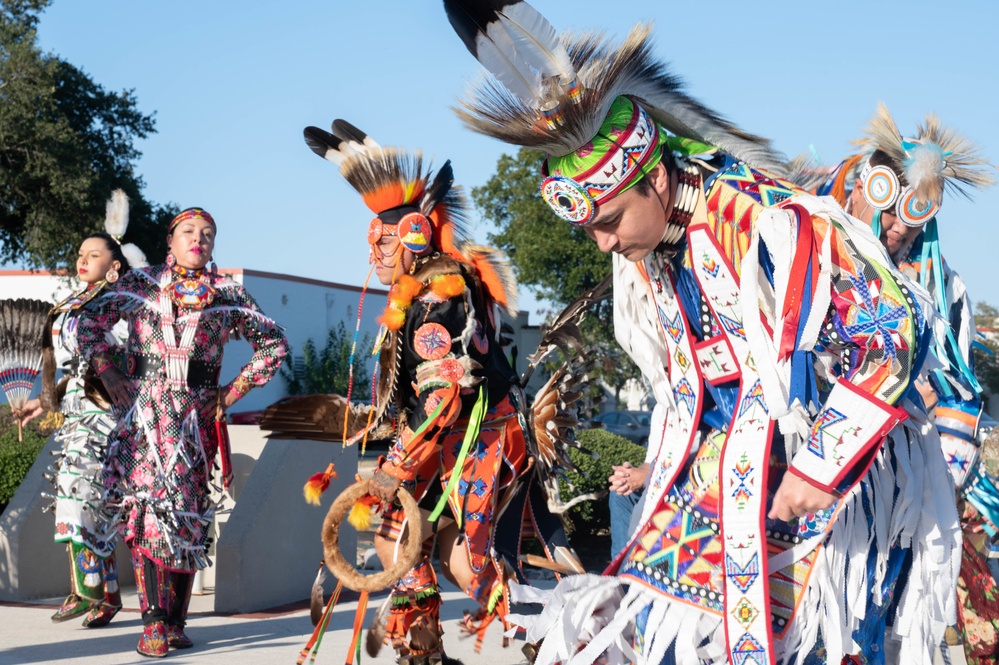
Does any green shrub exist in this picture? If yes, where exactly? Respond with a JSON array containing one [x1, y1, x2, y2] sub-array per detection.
[[0, 404, 55, 511], [559, 429, 646, 538]]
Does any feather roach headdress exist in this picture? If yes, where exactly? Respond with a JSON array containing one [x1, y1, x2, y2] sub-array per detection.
[[303, 119, 517, 314], [104, 189, 148, 269], [850, 102, 994, 221], [444, 2, 786, 173]]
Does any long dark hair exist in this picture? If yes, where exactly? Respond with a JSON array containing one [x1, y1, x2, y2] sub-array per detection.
[[83, 232, 132, 272]]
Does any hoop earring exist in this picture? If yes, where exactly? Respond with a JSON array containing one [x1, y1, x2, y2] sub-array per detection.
[[105, 268, 119, 283], [166, 253, 176, 268]]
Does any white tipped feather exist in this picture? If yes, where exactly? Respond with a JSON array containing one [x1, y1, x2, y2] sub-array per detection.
[[498, 2, 575, 84], [474, 28, 540, 104], [104, 189, 130, 238], [121, 242, 148, 269]]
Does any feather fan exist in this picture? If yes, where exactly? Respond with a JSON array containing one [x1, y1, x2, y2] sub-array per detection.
[[258, 394, 394, 443], [0, 299, 53, 440]]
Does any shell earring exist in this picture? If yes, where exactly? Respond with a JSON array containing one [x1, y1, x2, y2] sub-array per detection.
[[166, 253, 176, 268], [105, 268, 119, 283]]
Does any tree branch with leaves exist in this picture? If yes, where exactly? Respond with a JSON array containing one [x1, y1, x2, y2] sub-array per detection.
[[1, 0, 174, 270]]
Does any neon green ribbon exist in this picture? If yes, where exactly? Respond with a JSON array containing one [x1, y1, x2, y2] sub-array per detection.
[[429, 386, 487, 527]]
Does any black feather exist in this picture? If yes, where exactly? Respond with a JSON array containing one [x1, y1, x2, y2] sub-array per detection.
[[443, 0, 518, 59], [303, 126, 341, 159], [420, 160, 455, 217], [331, 119, 370, 145]]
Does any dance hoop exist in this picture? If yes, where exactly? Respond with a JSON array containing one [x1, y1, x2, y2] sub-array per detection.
[[322, 481, 423, 592]]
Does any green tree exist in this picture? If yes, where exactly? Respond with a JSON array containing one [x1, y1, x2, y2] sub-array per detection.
[[974, 301, 999, 402], [281, 322, 373, 397], [1, 0, 173, 270], [472, 148, 642, 403]]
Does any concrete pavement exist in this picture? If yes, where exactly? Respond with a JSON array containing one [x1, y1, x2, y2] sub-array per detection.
[[0, 579, 534, 665]]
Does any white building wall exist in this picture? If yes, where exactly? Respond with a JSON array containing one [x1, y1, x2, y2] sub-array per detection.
[[220, 269, 387, 411]]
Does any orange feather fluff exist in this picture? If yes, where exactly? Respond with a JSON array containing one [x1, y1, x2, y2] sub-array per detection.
[[378, 306, 407, 331], [392, 275, 423, 303], [430, 274, 465, 299]]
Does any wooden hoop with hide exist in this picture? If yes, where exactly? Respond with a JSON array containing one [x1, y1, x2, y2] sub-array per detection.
[[322, 481, 423, 592]]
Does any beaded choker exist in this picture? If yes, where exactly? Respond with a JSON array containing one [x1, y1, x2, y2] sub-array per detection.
[[661, 157, 701, 246]]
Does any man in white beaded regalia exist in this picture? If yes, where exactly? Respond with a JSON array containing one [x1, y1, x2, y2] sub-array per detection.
[[440, 1, 962, 663]]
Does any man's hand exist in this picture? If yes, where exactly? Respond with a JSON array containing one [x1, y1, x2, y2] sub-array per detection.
[[608, 461, 650, 496], [767, 472, 838, 522], [368, 468, 403, 503], [99, 367, 132, 408], [11, 398, 43, 427], [200, 387, 243, 421]]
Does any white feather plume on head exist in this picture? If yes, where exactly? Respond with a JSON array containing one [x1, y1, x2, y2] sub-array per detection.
[[855, 102, 994, 207], [121, 242, 148, 269], [903, 142, 947, 206], [104, 189, 130, 239]]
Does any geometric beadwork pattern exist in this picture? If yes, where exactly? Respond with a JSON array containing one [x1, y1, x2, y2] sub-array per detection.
[[805, 407, 848, 459]]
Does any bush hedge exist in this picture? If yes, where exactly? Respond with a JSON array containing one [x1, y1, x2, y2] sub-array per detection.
[[560, 428, 646, 538], [0, 405, 55, 512]]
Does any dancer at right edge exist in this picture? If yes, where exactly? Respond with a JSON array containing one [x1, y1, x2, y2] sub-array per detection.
[[811, 104, 998, 663], [440, 1, 961, 663]]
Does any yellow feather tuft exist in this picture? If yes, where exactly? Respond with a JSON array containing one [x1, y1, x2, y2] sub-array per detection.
[[348, 500, 375, 530]]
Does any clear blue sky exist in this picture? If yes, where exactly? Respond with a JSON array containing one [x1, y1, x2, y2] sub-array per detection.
[[32, 0, 999, 322]]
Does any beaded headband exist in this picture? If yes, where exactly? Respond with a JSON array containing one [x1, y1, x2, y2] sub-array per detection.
[[168, 208, 217, 234]]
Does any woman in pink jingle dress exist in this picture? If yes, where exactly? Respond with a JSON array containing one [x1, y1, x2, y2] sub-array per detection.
[[79, 208, 288, 657]]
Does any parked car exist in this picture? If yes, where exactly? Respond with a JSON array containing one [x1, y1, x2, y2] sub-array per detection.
[[587, 410, 652, 445]]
